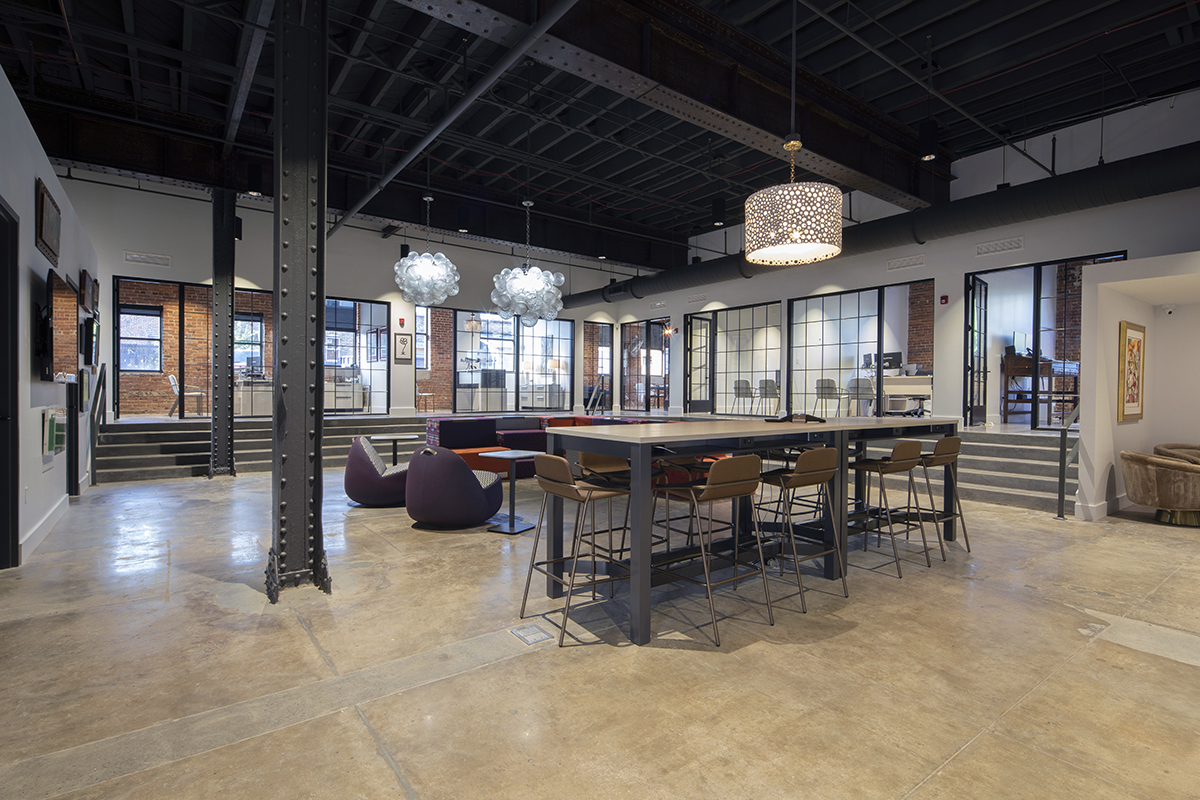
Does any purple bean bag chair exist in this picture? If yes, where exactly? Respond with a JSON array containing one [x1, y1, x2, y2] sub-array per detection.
[[344, 436, 409, 507], [405, 445, 504, 528]]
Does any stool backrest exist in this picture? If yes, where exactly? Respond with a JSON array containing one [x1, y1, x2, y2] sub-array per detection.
[[846, 377, 874, 397], [881, 439, 923, 473], [759, 379, 779, 398], [578, 451, 628, 474], [923, 436, 962, 467], [535, 453, 590, 502], [733, 379, 754, 398], [696, 454, 761, 502], [782, 447, 838, 489], [815, 377, 839, 398]]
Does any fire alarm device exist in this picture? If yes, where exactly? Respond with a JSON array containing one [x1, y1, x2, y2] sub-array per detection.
[[940, 295, 948, 305]]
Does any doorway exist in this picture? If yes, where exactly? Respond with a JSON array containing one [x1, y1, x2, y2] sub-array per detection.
[[1, 195, 17, 568], [620, 318, 670, 413], [963, 253, 1121, 430]]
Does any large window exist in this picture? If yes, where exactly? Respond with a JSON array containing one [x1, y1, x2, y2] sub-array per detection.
[[415, 306, 428, 370], [234, 313, 264, 374], [712, 303, 782, 415], [520, 318, 573, 411], [118, 305, 163, 372], [324, 299, 357, 367]]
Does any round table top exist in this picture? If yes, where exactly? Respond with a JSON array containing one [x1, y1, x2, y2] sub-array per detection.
[[479, 449, 543, 460], [371, 433, 420, 441]]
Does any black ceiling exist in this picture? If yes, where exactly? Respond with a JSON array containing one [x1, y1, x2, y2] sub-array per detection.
[[2, 0, 1197, 270]]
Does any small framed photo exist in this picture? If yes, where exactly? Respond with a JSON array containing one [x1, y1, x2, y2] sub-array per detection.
[[35, 178, 61, 267], [394, 333, 413, 364], [1117, 320, 1145, 422], [79, 269, 99, 313]]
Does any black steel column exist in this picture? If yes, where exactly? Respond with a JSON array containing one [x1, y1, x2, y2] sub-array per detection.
[[265, 0, 330, 602], [211, 187, 237, 477]]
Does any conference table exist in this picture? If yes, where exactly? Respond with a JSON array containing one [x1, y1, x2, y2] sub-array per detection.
[[545, 416, 959, 645]]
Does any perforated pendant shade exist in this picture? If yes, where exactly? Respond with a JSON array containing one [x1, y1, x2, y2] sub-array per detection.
[[744, 181, 843, 266]]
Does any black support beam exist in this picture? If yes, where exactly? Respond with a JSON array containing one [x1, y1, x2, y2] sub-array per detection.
[[210, 187, 236, 477], [266, 0, 331, 603]]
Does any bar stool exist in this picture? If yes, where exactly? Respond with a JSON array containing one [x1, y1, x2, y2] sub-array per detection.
[[920, 436, 970, 553], [760, 447, 848, 611], [732, 379, 755, 414], [651, 454, 773, 646], [849, 440, 931, 578], [519, 454, 631, 646]]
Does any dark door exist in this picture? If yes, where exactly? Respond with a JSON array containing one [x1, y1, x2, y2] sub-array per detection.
[[685, 314, 713, 413], [1, 196, 18, 568], [965, 275, 989, 426]]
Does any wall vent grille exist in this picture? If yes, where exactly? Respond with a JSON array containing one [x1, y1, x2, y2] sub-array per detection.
[[887, 254, 925, 271], [976, 236, 1024, 256], [124, 250, 171, 268], [686, 293, 707, 304]]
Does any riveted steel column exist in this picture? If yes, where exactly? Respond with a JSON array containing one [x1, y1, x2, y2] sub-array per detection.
[[211, 187, 237, 478], [265, 0, 330, 602]]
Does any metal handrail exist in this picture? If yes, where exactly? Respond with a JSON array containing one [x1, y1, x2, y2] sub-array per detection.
[[89, 363, 107, 487], [1056, 403, 1081, 519]]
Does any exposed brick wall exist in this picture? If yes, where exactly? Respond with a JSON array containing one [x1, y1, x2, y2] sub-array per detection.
[[52, 280, 79, 378], [907, 279, 935, 372], [116, 280, 212, 416], [234, 290, 275, 376], [416, 307, 454, 412]]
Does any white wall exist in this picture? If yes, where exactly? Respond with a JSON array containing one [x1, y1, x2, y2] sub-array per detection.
[[1, 72, 98, 560], [61, 171, 638, 416], [1077, 251, 1200, 520]]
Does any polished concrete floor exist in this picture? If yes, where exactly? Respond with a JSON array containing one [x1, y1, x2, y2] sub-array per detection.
[[2, 470, 1198, 799]]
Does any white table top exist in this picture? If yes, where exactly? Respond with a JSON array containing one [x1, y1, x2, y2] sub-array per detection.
[[371, 433, 420, 441], [479, 449, 543, 460], [546, 416, 957, 446]]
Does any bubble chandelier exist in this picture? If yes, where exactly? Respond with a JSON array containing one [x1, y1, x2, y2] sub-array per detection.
[[393, 195, 460, 306], [744, 0, 841, 267], [491, 200, 564, 328]]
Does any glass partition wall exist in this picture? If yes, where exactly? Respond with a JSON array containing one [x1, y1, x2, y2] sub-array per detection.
[[114, 277, 390, 418], [453, 311, 573, 413], [789, 281, 934, 418], [711, 303, 782, 415]]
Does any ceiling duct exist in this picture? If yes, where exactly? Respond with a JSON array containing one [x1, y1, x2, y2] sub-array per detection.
[[561, 140, 1200, 309]]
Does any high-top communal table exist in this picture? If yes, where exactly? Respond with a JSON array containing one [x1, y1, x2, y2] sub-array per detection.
[[546, 416, 959, 645]]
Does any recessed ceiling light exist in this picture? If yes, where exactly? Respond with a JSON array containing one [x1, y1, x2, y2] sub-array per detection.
[[458, 228, 469, 233], [598, 255, 606, 260]]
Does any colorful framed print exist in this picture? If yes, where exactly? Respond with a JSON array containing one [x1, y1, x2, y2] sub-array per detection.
[[1117, 320, 1145, 422]]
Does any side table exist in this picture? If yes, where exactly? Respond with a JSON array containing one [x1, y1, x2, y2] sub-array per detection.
[[478, 449, 542, 534], [371, 433, 420, 466]]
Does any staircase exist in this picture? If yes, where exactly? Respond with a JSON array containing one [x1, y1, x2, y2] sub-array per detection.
[[94, 416, 427, 483], [869, 428, 1078, 515]]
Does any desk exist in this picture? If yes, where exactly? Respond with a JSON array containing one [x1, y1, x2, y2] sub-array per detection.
[[370, 433, 419, 466], [479, 449, 541, 534], [547, 416, 958, 644], [881, 375, 933, 416], [1000, 355, 1079, 423]]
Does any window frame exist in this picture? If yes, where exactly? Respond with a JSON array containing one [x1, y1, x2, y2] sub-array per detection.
[[118, 303, 164, 373]]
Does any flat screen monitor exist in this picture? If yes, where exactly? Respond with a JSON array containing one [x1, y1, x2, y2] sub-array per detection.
[[861, 353, 874, 368], [881, 351, 903, 369]]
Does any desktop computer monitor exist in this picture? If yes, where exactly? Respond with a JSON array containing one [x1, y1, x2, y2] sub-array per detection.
[[244, 356, 263, 377], [862, 353, 874, 369], [881, 351, 903, 370]]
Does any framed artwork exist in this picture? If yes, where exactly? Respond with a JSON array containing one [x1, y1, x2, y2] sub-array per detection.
[[35, 179, 61, 267], [1117, 320, 1145, 422], [394, 333, 413, 364], [79, 270, 99, 313]]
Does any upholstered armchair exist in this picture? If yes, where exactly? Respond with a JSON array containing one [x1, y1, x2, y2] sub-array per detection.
[[344, 436, 409, 507], [1119, 450, 1200, 526]]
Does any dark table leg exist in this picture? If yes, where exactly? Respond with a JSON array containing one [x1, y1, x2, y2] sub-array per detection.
[[942, 457, 958, 542], [629, 442, 653, 645], [392, 440, 399, 466], [825, 428, 849, 580]]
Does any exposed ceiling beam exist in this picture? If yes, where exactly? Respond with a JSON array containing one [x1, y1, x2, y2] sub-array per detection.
[[387, 0, 948, 209], [119, 0, 143, 105], [222, 0, 275, 158]]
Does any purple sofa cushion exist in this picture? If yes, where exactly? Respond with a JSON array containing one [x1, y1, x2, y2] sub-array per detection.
[[344, 437, 408, 507], [405, 445, 504, 528]]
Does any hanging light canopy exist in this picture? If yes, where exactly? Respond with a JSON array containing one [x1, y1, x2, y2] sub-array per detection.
[[393, 195, 460, 306], [491, 200, 564, 328], [744, 0, 842, 267], [463, 312, 481, 332]]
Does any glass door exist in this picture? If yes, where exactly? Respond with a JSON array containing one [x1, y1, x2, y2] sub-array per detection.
[[685, 313, 712, 413], [965, 275, 988, 426], [620, 318, 670, 413]]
